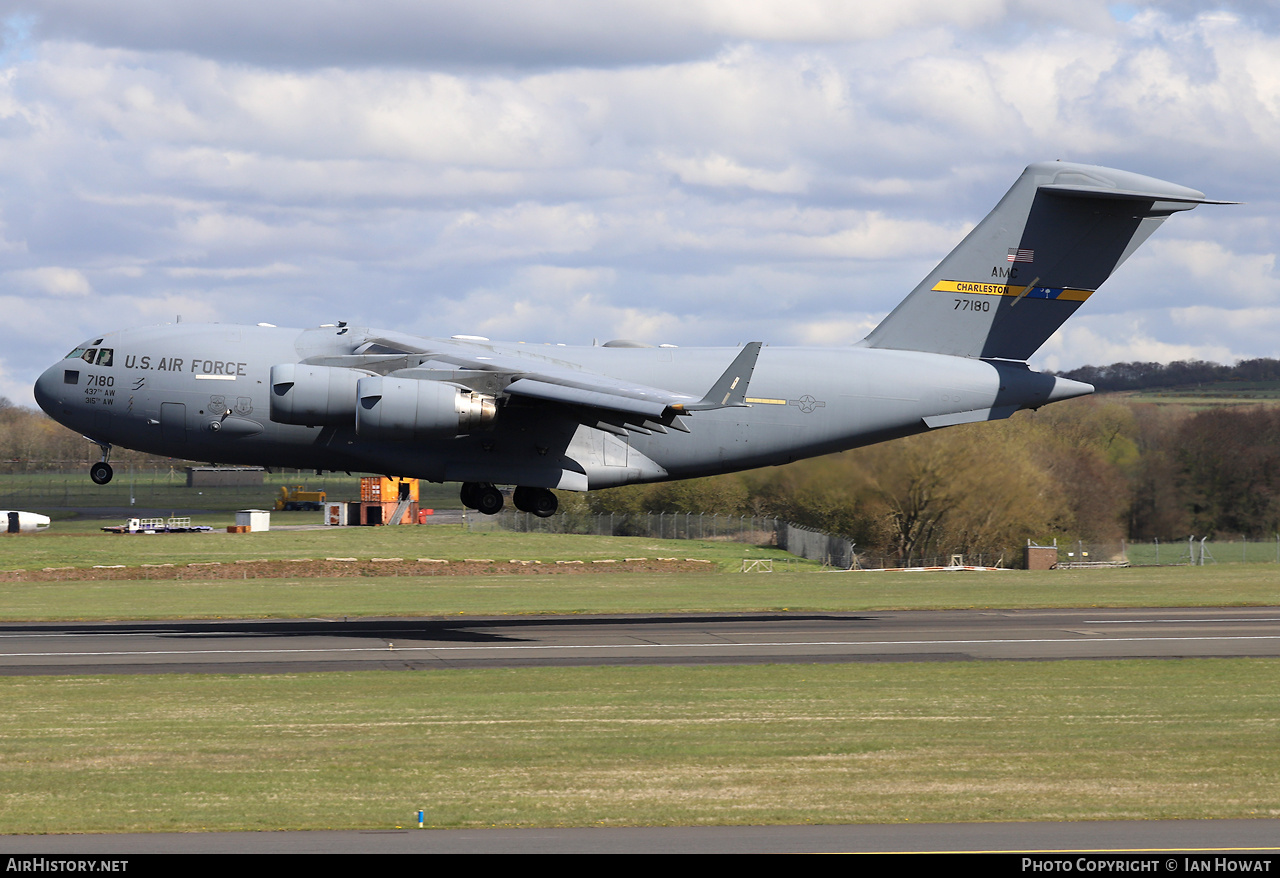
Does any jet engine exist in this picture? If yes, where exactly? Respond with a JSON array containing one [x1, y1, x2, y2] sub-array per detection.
[[268, 364, 372, 426], [355, 375, 496, 440]]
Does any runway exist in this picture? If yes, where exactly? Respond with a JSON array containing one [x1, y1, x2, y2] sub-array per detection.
[[4, 606, 1280, 675], [3, 819, 1280, 854]]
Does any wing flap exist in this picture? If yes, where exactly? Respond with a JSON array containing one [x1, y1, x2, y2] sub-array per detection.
[[503, 343, 763, 421], [505, 378, 673, 419]]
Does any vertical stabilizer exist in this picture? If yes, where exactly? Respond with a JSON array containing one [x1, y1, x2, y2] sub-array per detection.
[[860, 162, 1223, 361]]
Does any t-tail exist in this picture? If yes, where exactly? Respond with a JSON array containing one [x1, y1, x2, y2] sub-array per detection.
[[861, 161, 1229, 361]]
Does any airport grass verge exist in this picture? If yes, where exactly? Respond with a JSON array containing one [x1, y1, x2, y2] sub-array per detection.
[[1, 525, 1279, 620], [0, 521, 800, 573], [1, 565, 1279, 621], [1, 659, 1277, 832]]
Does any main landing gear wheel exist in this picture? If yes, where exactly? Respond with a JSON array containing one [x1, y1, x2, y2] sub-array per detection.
[[475, 485, 504, 516], [460, 482, 505, 516], [513, 486, 558, 518], [459, 482, 481, 509]]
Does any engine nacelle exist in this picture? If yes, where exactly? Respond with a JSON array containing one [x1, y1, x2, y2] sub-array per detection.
[[355, 376, 496, 440], [269, 363, 371, 426]]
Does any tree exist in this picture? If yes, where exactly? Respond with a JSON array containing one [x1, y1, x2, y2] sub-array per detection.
[[1176, 407, 1280, 538]]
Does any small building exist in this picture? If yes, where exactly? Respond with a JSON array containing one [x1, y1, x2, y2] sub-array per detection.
[[1024, 543, 1058, 570], [361, 476, 418, 505], [187, 466, 266, 487], [337, 477, 421, 525], [235, 509, 271, 532]]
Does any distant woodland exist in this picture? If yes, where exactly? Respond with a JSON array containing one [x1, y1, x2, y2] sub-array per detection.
[[1056, 357, 1280, 391], [5, 356, 1280, 559], [577, 396, 1280, 557], [0, 397, 162, 472]]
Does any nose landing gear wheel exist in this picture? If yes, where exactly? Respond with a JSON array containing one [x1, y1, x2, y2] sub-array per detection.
[[90, 462, 114, 485]]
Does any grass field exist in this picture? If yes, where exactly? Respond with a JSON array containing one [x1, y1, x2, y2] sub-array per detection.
[[0, 517, 798, 571], [2, 526, 1279, 833], [1121, 382, 1280, 408], [3, 566, 1280, 621], [2, 660, 1277, 832], [1, 523, 1279, 620]]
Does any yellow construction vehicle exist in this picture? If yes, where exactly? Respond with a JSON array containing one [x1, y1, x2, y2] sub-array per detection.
[[275, 485, 327, 511]]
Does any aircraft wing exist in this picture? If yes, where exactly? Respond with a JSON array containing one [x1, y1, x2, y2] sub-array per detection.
[[504, 377, 683, 419], [502, 342, 763, 419], [293, 334, 764, 437], [367, 340, 764, 424]]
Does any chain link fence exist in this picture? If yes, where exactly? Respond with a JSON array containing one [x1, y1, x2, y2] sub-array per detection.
[[1073, 537, 1280, 567], [467, 510, 861, 568], [9, 467, 1279, 568], [466, 509, 778, 541], [775, 522, 858, 569], [855, 538, 1280, 569], [469, 512, 1280, 569], [0, 468, 361, 511], [844, 550, 1011, 570]]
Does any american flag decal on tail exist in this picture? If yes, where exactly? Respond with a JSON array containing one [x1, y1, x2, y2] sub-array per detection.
[[1007, 248, 1034, 263]]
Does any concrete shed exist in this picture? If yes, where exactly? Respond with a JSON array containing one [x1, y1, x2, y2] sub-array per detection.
[[235, 509, 271, 532]]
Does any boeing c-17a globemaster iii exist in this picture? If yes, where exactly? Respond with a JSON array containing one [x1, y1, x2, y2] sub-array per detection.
[[34, 161, 1227, 518]]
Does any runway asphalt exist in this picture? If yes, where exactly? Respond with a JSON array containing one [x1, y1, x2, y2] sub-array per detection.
[[3, 606, 1280, 675], [3, 819, 1280, 854]]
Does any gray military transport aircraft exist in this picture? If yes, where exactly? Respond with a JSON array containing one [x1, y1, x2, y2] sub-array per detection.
[[34, 161, 1225, 518]]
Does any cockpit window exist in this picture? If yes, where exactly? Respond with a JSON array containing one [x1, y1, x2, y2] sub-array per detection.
[[74, 347, 113, 366]]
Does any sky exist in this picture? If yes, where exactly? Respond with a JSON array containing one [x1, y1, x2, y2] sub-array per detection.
[[0, 0, 1277, 406]]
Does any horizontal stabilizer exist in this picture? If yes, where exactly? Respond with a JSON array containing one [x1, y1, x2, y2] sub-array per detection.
[[923, 406, 1019, 428], [1039, 183, 1237, 205]]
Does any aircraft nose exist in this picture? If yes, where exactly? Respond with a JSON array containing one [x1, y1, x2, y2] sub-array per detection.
[[33, 362, 66, 418]]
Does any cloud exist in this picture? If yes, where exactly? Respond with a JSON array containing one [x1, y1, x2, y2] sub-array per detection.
[[0, 357, 39, 408], [1, 1, 1278, 409], [791, 316, 883, 346], [0, 1, 1115, 70], [1149, 240, 1279, 306], [7, 266, 91, 296], [1037, 321, 1241, 372], [165, 262, 302, 280], [409, 264, 685, 345], [656, 152, 811, 194]]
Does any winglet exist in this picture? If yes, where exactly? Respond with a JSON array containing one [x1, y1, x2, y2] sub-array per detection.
[[672, 342, 763, 412]]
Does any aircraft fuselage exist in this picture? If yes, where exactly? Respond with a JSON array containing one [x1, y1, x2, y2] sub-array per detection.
[[33, 322, 1088, 493]]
